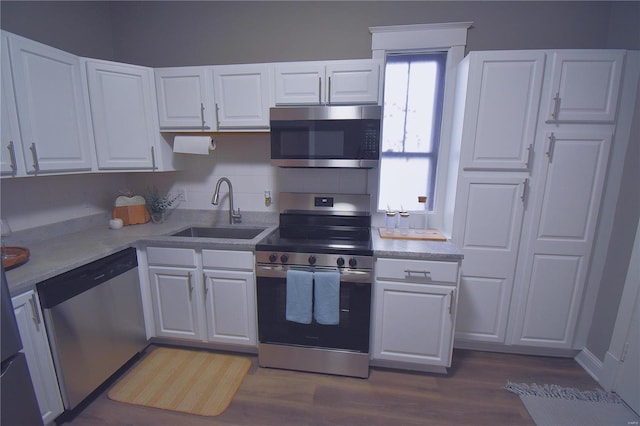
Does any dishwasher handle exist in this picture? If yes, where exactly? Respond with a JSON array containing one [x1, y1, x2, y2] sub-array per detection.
[[37, 247, 138, 309]]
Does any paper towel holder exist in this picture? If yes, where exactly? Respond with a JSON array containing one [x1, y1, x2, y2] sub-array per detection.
[[172, 135, 217, 155]]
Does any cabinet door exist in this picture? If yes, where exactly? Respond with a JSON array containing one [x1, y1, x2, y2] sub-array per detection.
[[1, 34, 24, 177], [9, 34, 93, 173], [148, 266, 203, 340], [212, 64, 271, 129], [274, 63, 325, 105], [453, 176, 527, 343], [326, 60, 380, 105], [155, 67, 215, 130], [546, 51, 624, 123], [509, 131, 612, 348], [373, 280, 455, 367], [203, 269, 256, 346], [460, 51, 545, 171], [86, 60, 158, 170], [12, 291, 64, 425]]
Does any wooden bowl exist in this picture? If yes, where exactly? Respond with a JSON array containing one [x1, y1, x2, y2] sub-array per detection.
[[1, 246, 30, 270]]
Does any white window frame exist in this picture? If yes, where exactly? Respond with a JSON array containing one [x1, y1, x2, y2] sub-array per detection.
[[369, 22, 471, 235]]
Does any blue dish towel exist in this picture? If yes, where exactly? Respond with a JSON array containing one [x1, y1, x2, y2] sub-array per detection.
[[285, 269, 313, 324], [314, 270, 341, 325]]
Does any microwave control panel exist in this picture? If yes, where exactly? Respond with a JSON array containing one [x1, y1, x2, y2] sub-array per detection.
[[362, 121, 380, 158]]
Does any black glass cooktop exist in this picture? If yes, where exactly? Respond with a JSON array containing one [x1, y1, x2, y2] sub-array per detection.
[[256, 213, 373, 256]]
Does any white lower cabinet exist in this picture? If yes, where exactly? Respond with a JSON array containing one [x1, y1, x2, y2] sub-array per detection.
[[12, 290, 64, 425], [453, 175, 527, 343], [372, 258, 459, 371], [202, 249, 256, 347], [507, 131, 612, 348], [148, 265, 204, 340], [144, 247, 257, 350]]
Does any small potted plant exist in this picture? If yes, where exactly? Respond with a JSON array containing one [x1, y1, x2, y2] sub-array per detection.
[[144, 186, 179, 223]]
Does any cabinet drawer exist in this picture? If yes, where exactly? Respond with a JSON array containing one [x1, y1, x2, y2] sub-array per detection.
[[376, 258, 458, 283], [146, 247, 197, 267], [202, 250, 253, 270]]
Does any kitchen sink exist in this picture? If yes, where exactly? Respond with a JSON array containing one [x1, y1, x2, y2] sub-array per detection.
[[170, 226, 266, 239]]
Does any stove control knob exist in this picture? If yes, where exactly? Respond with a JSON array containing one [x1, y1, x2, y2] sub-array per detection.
[[280, 254, 289, 264], [349, 257, 358, 268], [336, 257, 345, 267], [269, 253, 278, 263], [308, 255, 317, 265]]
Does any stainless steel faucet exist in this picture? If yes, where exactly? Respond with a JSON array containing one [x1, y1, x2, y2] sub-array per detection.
[[211, 177, 241, 224]]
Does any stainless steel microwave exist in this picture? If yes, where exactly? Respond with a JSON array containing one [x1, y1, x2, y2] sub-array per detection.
[[269, 105, 381, 168]]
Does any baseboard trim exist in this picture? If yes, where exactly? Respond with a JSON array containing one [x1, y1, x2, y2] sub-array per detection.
[[575, 347, 604, 384], [454, 339, 578, 358], [599, 351, 622, 391]]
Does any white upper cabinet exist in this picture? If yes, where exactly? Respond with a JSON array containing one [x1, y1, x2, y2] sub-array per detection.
[[86, 59, 162, 170], [8, 33, 94, 174], [326, 60, 380, 105], [211, 64, 272, 130], [459, 51, 545, 171], [545, 51, 625, 123], [155, 67, 215, 130], [274, 62, 325, 105], [1, 32, 26, 177], [274, 59, 380, 105]]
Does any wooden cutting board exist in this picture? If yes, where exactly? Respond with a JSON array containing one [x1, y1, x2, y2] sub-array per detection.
[[379, 227, 447, 241], [112, 205, 150, 225]]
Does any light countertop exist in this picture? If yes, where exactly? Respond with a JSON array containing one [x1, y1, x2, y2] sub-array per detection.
[[5, 211, 462, 296]]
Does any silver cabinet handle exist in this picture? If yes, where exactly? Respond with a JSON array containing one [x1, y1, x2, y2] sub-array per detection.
[[327, 76, 332, 104], [187, 272, 193, 296], [525, 143, 533, 171], [29, 143, 40, 173], [215, 103, 220, 130], [551, 92, 561, 121], [405, 270, 432, 280], [448, 290, 455, 315], [546, 133, 556, 162], [521, 178, 529, 204], [7, 141, 17, 174], [318, 77, 322, 104], [151, 146, 156, 171], [200, 102, 206, 129], [29, 294, 41, 326]]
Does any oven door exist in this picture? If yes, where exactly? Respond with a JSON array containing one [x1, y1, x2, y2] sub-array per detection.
[[256, 265, 371, 353]]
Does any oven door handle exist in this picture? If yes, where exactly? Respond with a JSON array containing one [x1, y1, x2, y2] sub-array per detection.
[[256, 265, 371, 282]]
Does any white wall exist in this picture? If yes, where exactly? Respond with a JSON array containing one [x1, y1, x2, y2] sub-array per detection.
[[124, 133, 370, 215], [0, 173, 128, 232]]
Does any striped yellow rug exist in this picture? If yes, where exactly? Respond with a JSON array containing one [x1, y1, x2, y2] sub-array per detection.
[[108, 347, 251, 417]]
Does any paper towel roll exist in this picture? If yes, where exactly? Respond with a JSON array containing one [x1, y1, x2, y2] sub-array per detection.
[[173, 135, 215, 155]]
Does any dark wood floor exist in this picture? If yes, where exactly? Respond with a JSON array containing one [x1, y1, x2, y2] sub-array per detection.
[[64, 346, 599, 426]]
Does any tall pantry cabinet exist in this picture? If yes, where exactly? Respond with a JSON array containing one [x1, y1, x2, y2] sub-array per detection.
[[451, 49, 626, 351]]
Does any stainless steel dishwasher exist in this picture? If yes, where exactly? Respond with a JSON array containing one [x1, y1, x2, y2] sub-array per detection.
[[37, 247, 147, 414]]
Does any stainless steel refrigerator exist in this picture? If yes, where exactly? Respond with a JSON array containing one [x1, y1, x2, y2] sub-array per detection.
[[1, 266, 43, 426]]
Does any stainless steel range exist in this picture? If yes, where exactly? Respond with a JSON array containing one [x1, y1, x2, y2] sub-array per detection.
[[255, 192, 372, 378]]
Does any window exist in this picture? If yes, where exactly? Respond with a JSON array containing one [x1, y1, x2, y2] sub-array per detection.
[[378, 52, 446, 212]]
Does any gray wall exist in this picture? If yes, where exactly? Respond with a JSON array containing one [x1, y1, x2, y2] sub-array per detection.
[[2, 1, 638, 67], [587, 83, 640, 361], [1, 0, 639, 363]]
